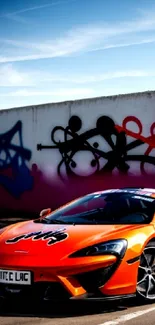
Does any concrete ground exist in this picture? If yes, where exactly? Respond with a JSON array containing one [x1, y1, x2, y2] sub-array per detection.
[[0, 299, 155, 325]]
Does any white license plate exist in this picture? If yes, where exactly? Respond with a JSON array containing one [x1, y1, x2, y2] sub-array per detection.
[[0, 269, 31, 285]]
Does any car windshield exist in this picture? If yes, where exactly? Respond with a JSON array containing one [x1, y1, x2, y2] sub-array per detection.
[[39, 192, 155, 225]]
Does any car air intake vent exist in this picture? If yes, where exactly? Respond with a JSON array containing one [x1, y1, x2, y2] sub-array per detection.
[[43, 282, 71, 301], [76, 265, 115, 293]]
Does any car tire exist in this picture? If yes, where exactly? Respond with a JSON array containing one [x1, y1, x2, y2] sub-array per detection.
[[136, 240, 155, 303]]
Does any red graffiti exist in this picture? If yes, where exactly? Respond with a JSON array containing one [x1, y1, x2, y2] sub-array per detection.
[[115, 116, 155, 173]]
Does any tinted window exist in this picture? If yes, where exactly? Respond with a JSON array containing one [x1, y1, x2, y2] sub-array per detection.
[[41, 193, 155, 225]]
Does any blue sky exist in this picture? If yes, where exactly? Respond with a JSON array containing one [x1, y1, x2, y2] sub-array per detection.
[[0, 0, 155, 109]]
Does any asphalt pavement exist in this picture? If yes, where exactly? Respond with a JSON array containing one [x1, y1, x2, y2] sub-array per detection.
[[0, 299, 155, 325]]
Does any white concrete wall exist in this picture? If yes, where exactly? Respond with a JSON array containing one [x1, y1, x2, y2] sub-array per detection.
[[0, 90, 155, 212]]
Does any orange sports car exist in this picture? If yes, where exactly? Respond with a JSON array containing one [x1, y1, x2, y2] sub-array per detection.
[[0, 187, 155, 305]]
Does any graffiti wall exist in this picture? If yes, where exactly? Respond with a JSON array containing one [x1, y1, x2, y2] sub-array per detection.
[[0, 91, 155, 215]]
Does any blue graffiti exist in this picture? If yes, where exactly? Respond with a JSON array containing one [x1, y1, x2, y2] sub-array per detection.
[[0, 121, 34, 198]]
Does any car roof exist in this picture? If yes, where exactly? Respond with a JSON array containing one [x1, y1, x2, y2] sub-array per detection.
[[93, 188, 155, 199]]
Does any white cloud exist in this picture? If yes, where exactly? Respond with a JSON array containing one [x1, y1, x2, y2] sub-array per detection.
[[3, 15, 29, 25], [45, 70, 155, 84], [0, 64, 35, 86], [0, 64, 154, 87], [89, 38, 155, 52], [1, 10, 155, 63], [1, 0, 77, 24], [0, 88, 94, 97]]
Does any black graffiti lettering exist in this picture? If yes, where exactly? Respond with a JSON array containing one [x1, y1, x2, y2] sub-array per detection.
[[6, 235, 26, 243], [48, 236, 57, 244], [37, 115, 155, 179], [42, 229, 66, 240], [6, 229, 68, 246], [33, 231, 52, 240], [24, 231, 42, 239], [48, 232, 68, 245]]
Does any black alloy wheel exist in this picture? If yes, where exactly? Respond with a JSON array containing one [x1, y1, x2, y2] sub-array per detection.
[[137, 241, 155, 302]]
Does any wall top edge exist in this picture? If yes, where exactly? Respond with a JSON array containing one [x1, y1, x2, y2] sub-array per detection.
[[1, 89, 155, 114]]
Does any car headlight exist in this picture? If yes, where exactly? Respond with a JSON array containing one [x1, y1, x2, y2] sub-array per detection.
[[70, 239, 127, 258]]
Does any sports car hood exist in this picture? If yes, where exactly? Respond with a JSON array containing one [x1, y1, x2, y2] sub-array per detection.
[[0, 220, 143, 259]]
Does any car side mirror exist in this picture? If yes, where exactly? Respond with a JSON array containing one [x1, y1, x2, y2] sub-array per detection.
[[40, 208, 52, 218]]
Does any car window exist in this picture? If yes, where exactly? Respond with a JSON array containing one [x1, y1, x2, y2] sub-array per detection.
[[41, 192, 155, 225], [119, 213, 147, 223]]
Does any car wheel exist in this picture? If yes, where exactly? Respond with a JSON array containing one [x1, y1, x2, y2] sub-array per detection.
[[136, 241, 155, 303]]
